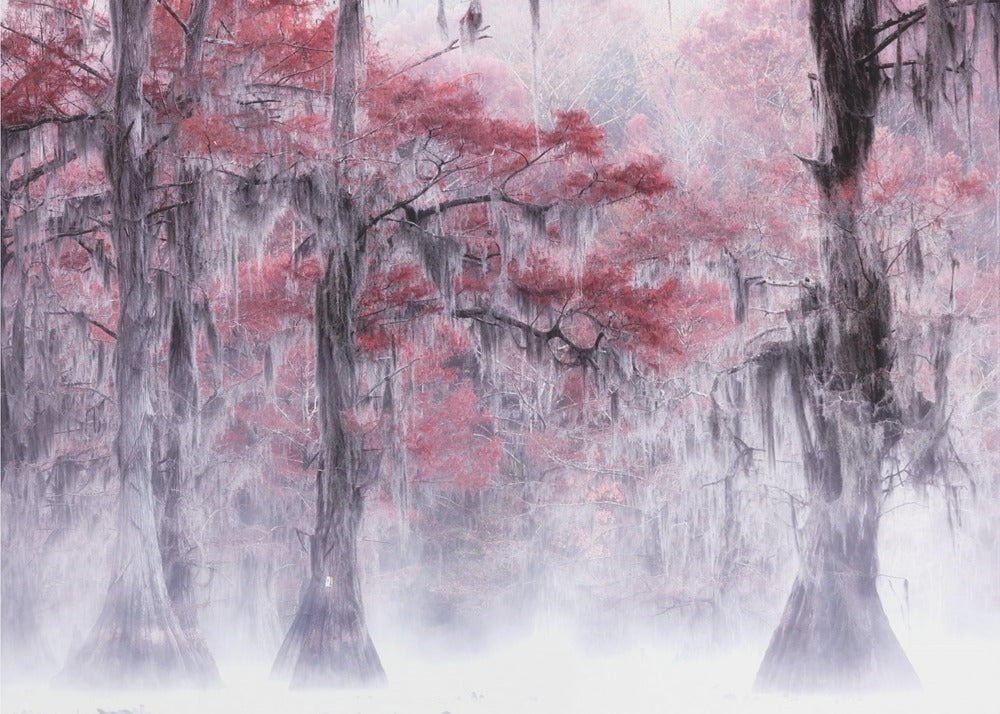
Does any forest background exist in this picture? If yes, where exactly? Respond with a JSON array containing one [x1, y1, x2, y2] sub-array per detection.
[[1, 0, 998, 697]]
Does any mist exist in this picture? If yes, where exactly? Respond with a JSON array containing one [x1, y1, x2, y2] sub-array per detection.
[[2, 0, 998, 711]]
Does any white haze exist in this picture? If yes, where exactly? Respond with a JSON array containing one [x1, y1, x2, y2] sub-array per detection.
[[2, 1, 997, 711], [2, 632, 997, 714], [4, 490, 997, 714]]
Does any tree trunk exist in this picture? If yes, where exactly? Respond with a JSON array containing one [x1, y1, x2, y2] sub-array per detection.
[[269, 469, 384, 687], [755, 0, 918, 692], [155, 0, 217, 662], [0, 267, 48, 673], [56, 0, 218, 686], [270, 0, 384, 689], [155, 161, 216, 670], [1, 466, 53, 676], [157, 328, 216, 670], [271, 251, 385, 688], [756, 310, 918, 689]]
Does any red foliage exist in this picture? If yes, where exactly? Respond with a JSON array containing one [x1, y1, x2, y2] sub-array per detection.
[[547, 110, 605, 159], [1, 0, 109, 126], [215, 253, 317, 341], [407, 381, 502, 491]]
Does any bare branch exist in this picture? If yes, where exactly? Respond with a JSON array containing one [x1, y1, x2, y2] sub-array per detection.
[[0, 23, 107, 81], [361, 39, 462, 96], [155, 0, 189, 34], [48, 310, 117, 339], [454, 305, 607, 370], [862, 0, 1000, 64], [858, 14, 924, 65], [1, 112, 104, 134]]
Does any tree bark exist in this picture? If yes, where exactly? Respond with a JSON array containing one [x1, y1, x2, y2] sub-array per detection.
[[270, 249, 385, 688], [56, 0, 218, 687], [755, 0, 918, 692], [155, 0, 217, 659], [158, 295, 216, 665], [155, 161, 217, 673], [270, 0, 385, 688]]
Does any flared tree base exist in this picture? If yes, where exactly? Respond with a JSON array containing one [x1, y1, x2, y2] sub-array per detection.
[[755, 575, 920, 692], [54, 581, 220, 689], [271, 580, 385, 689]]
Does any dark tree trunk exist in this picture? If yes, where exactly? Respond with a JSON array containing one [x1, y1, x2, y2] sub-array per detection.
[[161, 297, 199, 623], [331, 0, 362, 148], [155, 0, 216, 659], [271, 250, 385, 688], [56, 0, 218, 687], [755, 0, 918, 692], [271, 0, 384, 688], [155, 161, 216, 670], [158, 296, 215, 665]]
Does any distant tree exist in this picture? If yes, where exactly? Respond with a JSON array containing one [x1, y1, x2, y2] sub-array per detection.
[[1, 1, 106, 668]]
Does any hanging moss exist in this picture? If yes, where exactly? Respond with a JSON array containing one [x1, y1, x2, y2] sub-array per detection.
[[412, 227, 463, 313]]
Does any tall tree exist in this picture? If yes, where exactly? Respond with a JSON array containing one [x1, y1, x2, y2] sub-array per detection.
[[155, 0, 219, 667], [754, 0, 998, 692], [1, 0, 115, 675], [56, 0, 219, 686], [269, 0, 386, 688], [2, 0, 228, 681], [270, 0, 672, 687]]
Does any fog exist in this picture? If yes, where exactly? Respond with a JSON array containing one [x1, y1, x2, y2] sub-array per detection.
[[2, 0, 998, 709], [4, 487, 998, 713], [3, 625, 998, 714]]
